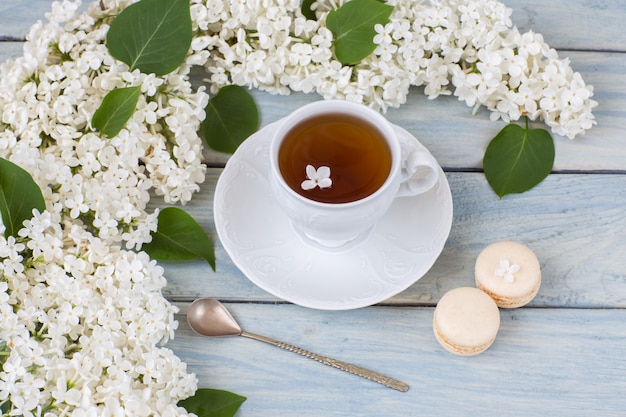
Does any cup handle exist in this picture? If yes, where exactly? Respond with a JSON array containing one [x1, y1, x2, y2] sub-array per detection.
[[397, 149, 440, 197]]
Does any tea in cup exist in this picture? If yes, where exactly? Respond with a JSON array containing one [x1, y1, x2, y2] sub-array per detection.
[[269, 100, 440, 249]]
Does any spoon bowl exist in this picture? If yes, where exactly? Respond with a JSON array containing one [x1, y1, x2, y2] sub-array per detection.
[[186, 297, 409, 392], [187, 297, 242, 337]]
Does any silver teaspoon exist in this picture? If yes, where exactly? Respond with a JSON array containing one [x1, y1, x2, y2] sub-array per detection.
[[186, 298, 409, 392]]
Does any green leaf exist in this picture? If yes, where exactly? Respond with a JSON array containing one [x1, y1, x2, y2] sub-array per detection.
[[326, 0, 394, 65], [142, 207, 216, 270], [106, 0, 192, 76], [92, 85, 141, 138], [0, 158, 45, 238], [0, 398, 10, 415], [178, 389, 246, 417], [202, 85, 259, 154], [483, 121, 555, 198], [301, 0, 317, 20]]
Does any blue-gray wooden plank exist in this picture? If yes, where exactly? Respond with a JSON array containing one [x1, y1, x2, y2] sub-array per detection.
[[231, 59, 626, 172], [154, 170, 626, 309], [0, 0, 63, 40], [508, 0, 626, 52], [168, 303, 626, 417], [0, 41, 22, 61]]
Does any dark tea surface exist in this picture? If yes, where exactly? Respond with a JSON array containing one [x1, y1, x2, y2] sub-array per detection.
[[278, 113, 392, 204]]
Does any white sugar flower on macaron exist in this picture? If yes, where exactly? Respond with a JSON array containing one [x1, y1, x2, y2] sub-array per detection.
[[475, 241, 542, 308]]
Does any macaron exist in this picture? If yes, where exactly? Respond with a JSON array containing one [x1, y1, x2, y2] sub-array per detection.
[[433, 287, 500, 356], [475, 241, 541, 308]]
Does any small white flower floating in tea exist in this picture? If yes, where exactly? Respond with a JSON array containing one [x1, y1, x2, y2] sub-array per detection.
[[495, 258, 521, 283], [301, 165, 332, 190]]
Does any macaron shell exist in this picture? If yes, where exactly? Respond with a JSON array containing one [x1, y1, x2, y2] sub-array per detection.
[[433, 314, 497, 356], [433, 287, 500, 356], [475, 241, 541, 308]]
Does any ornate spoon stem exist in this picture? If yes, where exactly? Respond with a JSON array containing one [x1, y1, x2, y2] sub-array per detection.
[[241, 331, 409, 392]]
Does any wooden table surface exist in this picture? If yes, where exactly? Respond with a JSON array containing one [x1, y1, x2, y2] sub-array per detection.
[[2, 1, 625, 415]]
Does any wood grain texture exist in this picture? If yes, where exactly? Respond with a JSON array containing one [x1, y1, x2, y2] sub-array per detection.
[[154, 170, 626, 308], [0, 41, 23, 62], [168, 303, 626, 417], [199, 53, 626, 171], [507, 0, 626, 52], [0, 0, 60, 39]]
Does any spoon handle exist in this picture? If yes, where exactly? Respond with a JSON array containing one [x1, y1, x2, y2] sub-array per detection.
[[240, 331, 409, 392]]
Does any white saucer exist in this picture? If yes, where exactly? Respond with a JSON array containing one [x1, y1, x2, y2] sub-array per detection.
[[214, 120, 453, 310]]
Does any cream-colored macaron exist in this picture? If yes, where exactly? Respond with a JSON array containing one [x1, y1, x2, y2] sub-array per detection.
[[475, 241, 541, 308], [433, 287, 500, 356]]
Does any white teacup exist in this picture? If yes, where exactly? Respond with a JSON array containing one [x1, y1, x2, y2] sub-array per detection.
[[269, 100, 440, 250]]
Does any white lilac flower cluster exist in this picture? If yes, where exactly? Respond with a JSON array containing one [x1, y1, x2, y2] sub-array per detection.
[[0, 214, 196, 416], [0, 0, 208, 248], [191, 0, 596, 139], [0, 0, 204, 415]]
